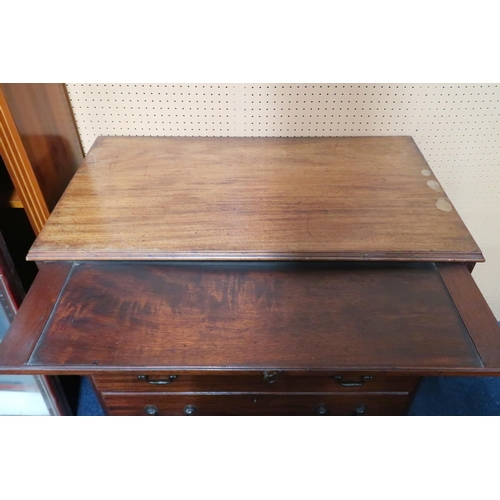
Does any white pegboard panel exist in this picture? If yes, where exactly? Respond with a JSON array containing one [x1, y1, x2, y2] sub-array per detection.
[[66, 84, 240, 147], [66, 83, 500, 318]]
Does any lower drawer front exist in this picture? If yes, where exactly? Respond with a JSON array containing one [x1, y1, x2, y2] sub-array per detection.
[[103, 393, 411, 416], [93, 372, 419, 394]]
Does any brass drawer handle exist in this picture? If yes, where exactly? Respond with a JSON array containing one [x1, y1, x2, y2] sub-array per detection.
[[184, 405, 197, 416], [137, 375, 178, 385], [333, 375, 374, 387], [315, 405, 329, 416], [354, 405, 368, 415], [144, 405, 158, 416]]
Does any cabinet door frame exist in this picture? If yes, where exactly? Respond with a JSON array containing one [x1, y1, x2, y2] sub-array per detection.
[[0, 86, 49, 234]]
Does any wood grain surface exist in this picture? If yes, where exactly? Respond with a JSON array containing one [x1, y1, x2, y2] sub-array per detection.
[[0, 263, 72, 368], [102, 393, 412, 416], [25, 261, 483, 371], [0, 87, 50, 233], [28, 136, 482, 262], [1, 84, 83, 212], [437, 263, 500, 368], [92, 372, 419, 393]]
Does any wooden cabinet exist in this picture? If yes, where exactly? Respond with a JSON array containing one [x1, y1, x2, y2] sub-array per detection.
[[0, 83, 83, 234], [1, 136, 499, 415], [0, 84, 84, 414]]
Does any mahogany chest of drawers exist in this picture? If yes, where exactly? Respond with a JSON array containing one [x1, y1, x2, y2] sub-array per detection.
[[1, 136, 499, 415]]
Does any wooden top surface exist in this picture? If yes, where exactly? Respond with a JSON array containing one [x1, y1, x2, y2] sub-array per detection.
[[5, 262, 485, 372], [28, 136, 482, 261]]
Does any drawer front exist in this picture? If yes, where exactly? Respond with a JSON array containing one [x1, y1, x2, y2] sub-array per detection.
[[103, 393, 411, 416], [93, 372, 419, 394]]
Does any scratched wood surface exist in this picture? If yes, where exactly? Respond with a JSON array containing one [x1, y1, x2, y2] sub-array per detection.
[[28, 136, 482, 261]]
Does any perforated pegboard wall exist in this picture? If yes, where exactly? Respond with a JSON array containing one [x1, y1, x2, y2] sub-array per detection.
[[66, 83, 500, 318]]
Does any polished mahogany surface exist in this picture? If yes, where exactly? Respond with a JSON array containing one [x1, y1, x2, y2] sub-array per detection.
[[28, 136, 482, 262], [92, 371, 418, 393], [102, 393, 411, 416], [3, 261, 486, 372]]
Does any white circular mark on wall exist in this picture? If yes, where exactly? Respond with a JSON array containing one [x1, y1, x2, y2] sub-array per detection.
[[436, 198, 453, 212], [421, 169, 432, 176], [427, 180, 444, 193]]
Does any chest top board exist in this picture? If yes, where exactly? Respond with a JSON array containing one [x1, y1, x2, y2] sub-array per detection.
[[28, 136, 481, 262]]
